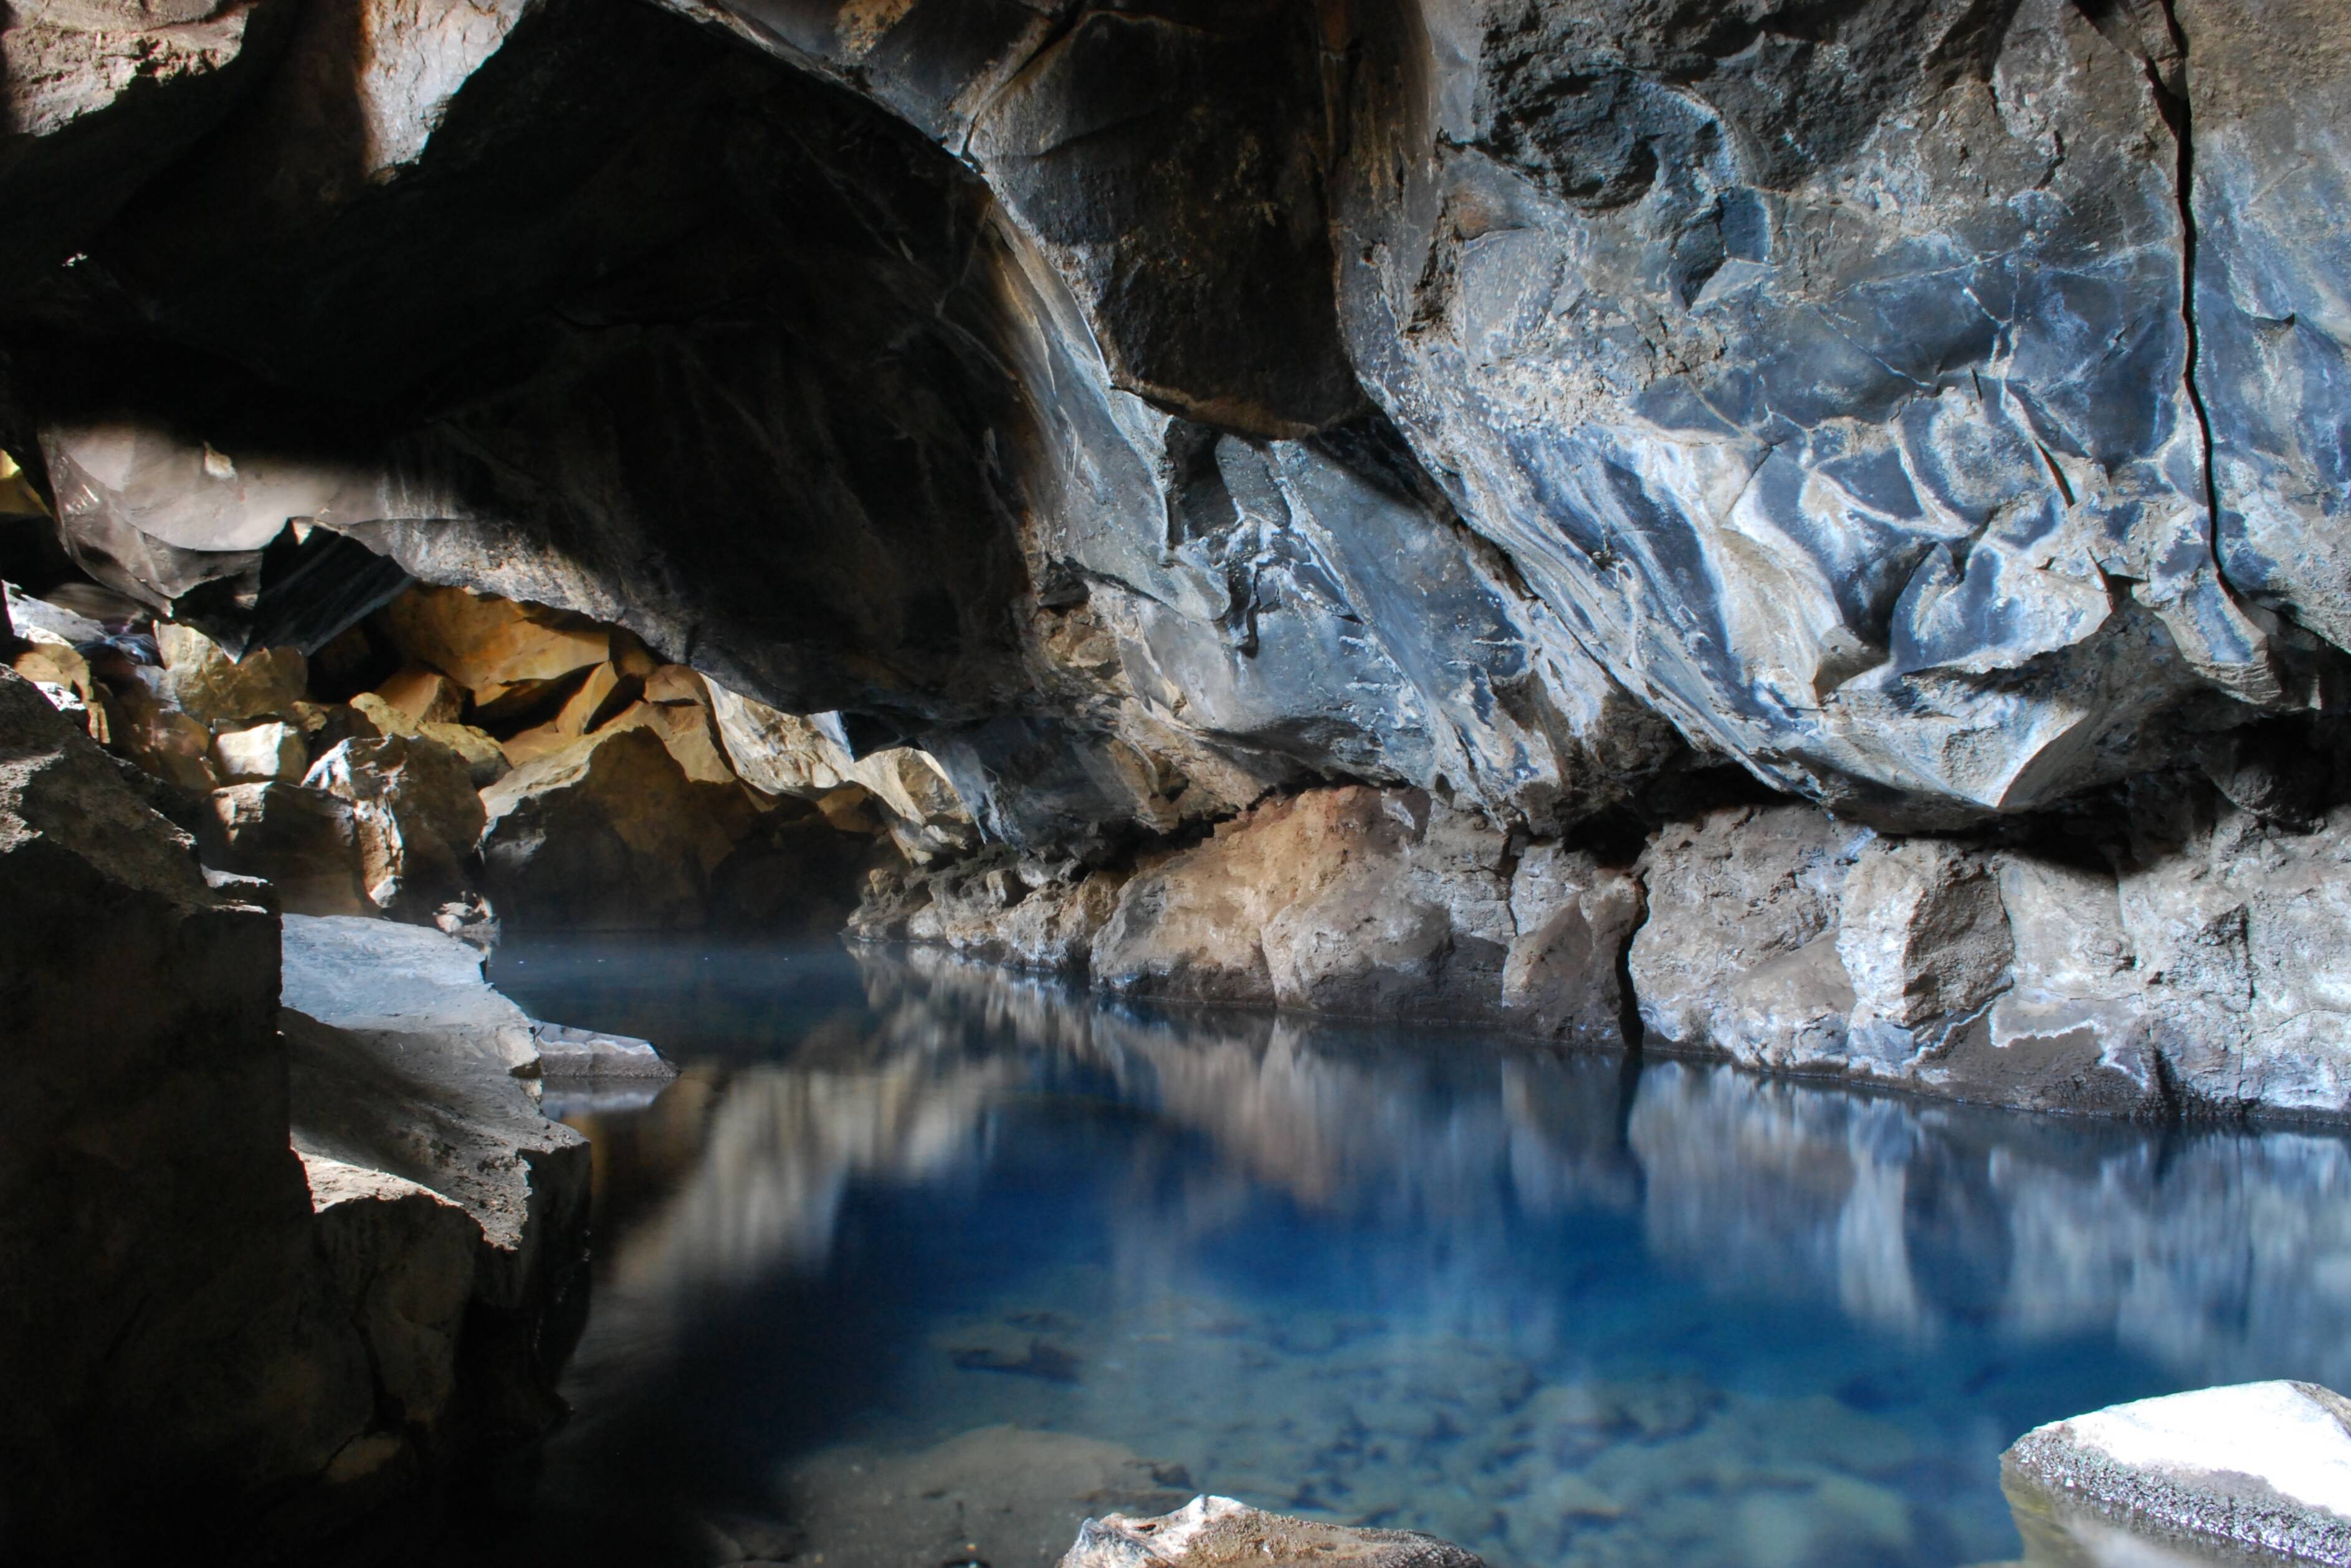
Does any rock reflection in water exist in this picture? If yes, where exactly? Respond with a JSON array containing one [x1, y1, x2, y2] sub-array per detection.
[[483, 942, 2351, 1568]]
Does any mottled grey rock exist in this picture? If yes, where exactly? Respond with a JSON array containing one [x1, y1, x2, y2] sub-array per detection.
[[280, 913, 588, 1329], [1330, 0, 2344, 821], [2003, 1382, 2351, 1564], [304, 731, 485, 919], [532, 1022, 675, 1081], [1061, 1495, 1482, 1568], [1631, 804, 1868, 1070]]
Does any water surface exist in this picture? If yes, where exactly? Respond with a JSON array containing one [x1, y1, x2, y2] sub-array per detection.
[[474, 939, 2351, 1568]]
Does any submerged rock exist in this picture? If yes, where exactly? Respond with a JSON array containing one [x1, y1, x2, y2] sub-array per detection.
[[1061, 1496, 1482, 1568], [2003, 1382, 2351, 1565]]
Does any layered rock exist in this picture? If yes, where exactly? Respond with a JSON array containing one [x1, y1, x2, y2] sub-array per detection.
[[280, 913, 595, 1440]]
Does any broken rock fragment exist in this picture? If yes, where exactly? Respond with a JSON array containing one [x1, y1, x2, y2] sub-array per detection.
[[1060, 1495, 1483, 1568]]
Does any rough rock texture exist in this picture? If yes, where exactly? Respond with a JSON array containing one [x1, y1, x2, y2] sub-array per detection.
[[1074, 785, 1639, 1038], [478, 725, 758, 929], [1062, 1496, 1484, 1568], [0, 665, 351, 1551], [0, 667, 590, 1558], [1630, 784, 2351, 1118], [280, 913, 593, 1437], [304, 731, 485, 916], [2003, 1382, 2351, 1564], [199, 779, 373, 916], [9, 0, 2347, 846]]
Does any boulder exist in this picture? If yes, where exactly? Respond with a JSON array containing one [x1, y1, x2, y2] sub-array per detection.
[[479, 725, 755, 930], [531, 1023, 675, 1081], [199, 781, 371, 916], [1625, 786, 2351, 1117], [371, 665, 467, 728], [1061, 1496, 1483, 1568], [379, 584, 608, 702], [211, 718, 306, 783], [280, 914, 589, 1325], [0, 668, 376, 1553], [304, 733, 486, 917], [298, 1152, 480, 1462], [1629, 805, 1867, 1070], [1836, 839, 2016, 1067], [157, 622, 305, 726], [2003, 1382, 2351, 1565], [708, 681, 978, 861], [107, 675, 217, 791], [416, 720, 511, 787], [1089, 786, 1637, 1037], [870, 850, 1130, 974], [606, 695, 736, 786]]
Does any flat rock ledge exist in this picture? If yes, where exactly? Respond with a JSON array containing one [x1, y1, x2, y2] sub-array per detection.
[[2003, 1382, 2351, 1564], [1061, 1496, 1483, 1568]]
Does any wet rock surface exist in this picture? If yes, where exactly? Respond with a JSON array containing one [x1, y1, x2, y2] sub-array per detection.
[[2003, 1382, 2351, 1565], [1062, 1496, 1482, 1568]]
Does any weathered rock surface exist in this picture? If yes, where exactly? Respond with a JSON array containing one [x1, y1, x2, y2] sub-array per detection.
[[280, 913, 593, 1432], [1062, 1496, 1483, 1568], [199, 779, 373, 916], [1630, 784, 2351, 1119], [0, 665, 352, 1551], [1082, 785, 1639, 1038], [305, 732, 485, 917], [479, 725, 756, 929], [0, 667, 588, 1556], [2003, 1382, 2351, 1565], [12, 0, 2346, 846]]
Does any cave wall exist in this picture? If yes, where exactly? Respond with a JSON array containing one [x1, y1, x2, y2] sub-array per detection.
[[3, 2, 2349, 994]]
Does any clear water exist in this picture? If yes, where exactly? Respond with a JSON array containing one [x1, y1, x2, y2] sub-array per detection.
[[467, 938, 2351, 1568]]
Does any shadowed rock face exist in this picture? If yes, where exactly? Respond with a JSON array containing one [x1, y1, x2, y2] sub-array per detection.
[[17, 0, 2348, 845]]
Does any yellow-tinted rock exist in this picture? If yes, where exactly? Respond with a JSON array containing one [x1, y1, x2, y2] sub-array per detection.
[[606, 697, 738, 786], [480, 726, 757, 929], [156, 622, 305, 726], [553, 662, 639, 738], [199, 782, 370, 916], [416, 721, 510, 788], [371, 666, 465, 729], [379, 583, 605, 699], [110, 678, 217, 790]]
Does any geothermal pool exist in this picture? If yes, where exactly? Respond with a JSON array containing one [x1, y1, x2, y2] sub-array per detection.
[[471, 939, 2351, 1568]]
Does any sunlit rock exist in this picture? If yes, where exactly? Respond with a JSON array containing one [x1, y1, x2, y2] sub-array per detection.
[[304, 732, 485, 918], [200, 780, 372, 917], [156, 622, 305, 727], [1060, 1496, 1482, 1568], [210, 717, 305, 783], [2003, 1382, 2351, 1566]]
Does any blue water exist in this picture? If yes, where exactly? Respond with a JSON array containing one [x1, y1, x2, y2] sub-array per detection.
[[474, 939, 2351, 1568]]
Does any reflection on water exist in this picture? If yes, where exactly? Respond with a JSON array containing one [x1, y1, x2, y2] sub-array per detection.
[[473, 941, 2351, 1568]]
